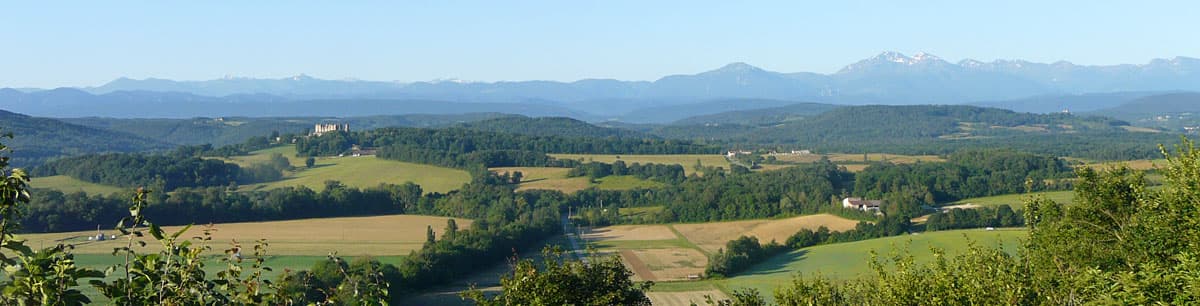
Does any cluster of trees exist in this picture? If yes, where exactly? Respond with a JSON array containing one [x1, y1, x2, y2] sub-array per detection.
[[705, 236, 787, 278], [854, 150, 1072, 217], [925, 204, 1023, 231], [33, 141, 300, 192], [463, 248, 653, 306], [35, 152, 242, 191], [566, 160, 686, 183], [296, 127, 719, 157]]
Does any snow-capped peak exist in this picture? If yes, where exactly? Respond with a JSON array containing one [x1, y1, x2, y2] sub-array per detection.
[[958, 59, 986, 68], [874, 51, 911, 63], [911, 52, 943, 63]]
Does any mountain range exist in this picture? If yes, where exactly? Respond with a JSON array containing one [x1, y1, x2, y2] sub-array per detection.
[[3, 52, 1200, 122]]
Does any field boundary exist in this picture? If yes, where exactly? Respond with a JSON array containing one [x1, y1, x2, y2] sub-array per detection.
[[667, 224, 711, 256]]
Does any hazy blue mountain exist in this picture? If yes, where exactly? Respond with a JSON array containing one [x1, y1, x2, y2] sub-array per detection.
[[614, 98, 821, 123], [1087, 93, 1200, 130], [0, 88, 597, 119], [67, 53, 1200, 106], [8, 52, 1200, 119]]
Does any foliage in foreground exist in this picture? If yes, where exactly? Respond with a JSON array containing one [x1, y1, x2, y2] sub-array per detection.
[[462, 247, 653, 306]]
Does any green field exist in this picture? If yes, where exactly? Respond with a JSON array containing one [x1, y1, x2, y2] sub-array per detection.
[[549, 154, 730, 176], [944, 190, 1075, 209], [217, 145, 309, 168], [596, 175, 666, 190], [239, 146, 470, 194], [29, 175, 126, 195], [722, 229, 1027, 304]]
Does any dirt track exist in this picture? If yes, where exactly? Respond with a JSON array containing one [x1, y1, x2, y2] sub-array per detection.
[[620, 250, 657, 281]]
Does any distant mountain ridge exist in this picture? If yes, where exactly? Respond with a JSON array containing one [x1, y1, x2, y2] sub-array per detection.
[[59, 52, 1200, 106], [5, 52, 1200, 121]]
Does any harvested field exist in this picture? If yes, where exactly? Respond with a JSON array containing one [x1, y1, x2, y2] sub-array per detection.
[[20, 214, 471, 256], [489, 166, 571, 182], [646, 290, 729, 306], [630, 248, 708, 281], [517, 176, 592, 193], [621, 250, 656, 281], [674, 214, 860, 253], [583, 225, 677, 241]]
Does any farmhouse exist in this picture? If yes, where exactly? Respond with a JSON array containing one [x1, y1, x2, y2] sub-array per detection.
[[311, 123, 349, 136], [350, 144, 377, 157], [791, 150, 812, 155], [842, 197, 883, 212], [726, 150, 753, 158]]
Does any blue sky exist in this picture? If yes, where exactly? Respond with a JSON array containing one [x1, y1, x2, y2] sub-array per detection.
[[2, 1, 1197, 88]]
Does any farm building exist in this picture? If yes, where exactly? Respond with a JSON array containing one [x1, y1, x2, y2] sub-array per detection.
[[842, 197, 883, 212], [726, 150, 753, 158]]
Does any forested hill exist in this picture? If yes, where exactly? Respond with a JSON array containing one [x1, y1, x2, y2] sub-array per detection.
[[1092, 92, 1200, 120], [655, 104, 1177, 160], [0, 109, 172, 167], [758, 104, 1133, 141], [455, 116, 648, 138], [61, 113, 516, 147], [671, 102, 840, 126]]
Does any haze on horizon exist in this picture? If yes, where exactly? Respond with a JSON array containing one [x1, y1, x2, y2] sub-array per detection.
[[2, 0, 1198, 88]]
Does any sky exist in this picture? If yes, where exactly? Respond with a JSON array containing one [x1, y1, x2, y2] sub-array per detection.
[[1, 1, 1198, 88]]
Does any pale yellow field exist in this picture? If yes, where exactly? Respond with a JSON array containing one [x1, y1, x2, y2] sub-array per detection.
[[1121, 126, 1162, 133], [767, 153, 945, 164], [583, 225, 678, 241], [241, 155, 470, 194], [674, 214, 861, 253], [520, 176, 593, 193], [629, 248, 708, 281], [490, 167, 571, 182], [1083, 159, 1164, 171], [549, 154, 730, 176], [29, 175, 126, 195], [647, 290, 730, 306], [213, 145, 308, 168], [840, 164, 869, 172], [19, 215, 470, 256]]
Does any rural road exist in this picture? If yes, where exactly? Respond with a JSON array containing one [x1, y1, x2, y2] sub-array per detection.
[[562, 213, 588, 264]]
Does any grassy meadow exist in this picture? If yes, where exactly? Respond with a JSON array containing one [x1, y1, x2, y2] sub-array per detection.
[[943, 190, 1075, 209], [29, 175, 126, 195], [239, 146, 470, 194]]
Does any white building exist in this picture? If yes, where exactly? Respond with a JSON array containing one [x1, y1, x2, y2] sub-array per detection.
[[312, 123, 349, 136], [842, 197, 883, 212]]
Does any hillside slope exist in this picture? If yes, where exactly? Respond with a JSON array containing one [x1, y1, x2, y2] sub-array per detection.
[[456, 116, 648, 138], [0, 109, 171, 167]]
